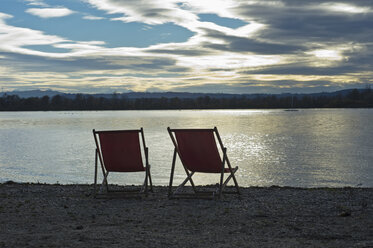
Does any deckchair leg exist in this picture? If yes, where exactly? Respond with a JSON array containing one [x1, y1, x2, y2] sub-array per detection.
[[218, 149, 227, 199], [231, 169, 240, 195], [218, 174, 224, 199], [183, 167, 197, 193], [100, 171, 109, 193], [174, 171, 195, 194], [168, 149, 177, 198], [220, 167, 239, 193], [94, 149, 98, 197], [226, 158, 240, 195], [169, 147, 198, 197], [143, 172, 148, 196], [143, 164, 153, 196], [148, 165, 153, 192], [143, 147, 153, 194]]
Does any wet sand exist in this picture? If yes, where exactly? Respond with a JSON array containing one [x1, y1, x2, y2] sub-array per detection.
[[0, 182, 372, 247]]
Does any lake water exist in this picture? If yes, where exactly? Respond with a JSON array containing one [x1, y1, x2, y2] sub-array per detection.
[[0, 109, 372, 188]]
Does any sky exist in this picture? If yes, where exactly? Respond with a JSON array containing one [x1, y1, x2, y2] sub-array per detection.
[[0, 0, 373, 94]]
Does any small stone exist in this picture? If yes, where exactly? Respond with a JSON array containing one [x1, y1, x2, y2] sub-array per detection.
[[76, 225, 84, 230], [339, 211, 351, 217]]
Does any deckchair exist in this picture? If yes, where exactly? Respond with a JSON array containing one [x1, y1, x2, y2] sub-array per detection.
[[92, 128, 152, 197], [167, 127, 240, 199]]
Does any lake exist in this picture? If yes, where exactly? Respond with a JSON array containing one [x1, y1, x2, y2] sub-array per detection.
[[0, 109, 372, 188]]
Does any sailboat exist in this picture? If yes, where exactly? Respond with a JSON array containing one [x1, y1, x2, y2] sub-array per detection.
[[284, 95, 299, 111]]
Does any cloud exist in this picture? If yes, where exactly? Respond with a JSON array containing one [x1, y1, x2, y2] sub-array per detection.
[[231, 1, 373, 42], [201, 28, 303, 54], [24, 0, 49, 7], [319, 3, 372, 14], [2, 1, 373, 93], [83, 15, 105, 20], [84, 0, 198, 26], [0, 50, 187, 73], [146, 48, 211, 56], [0, 12, 13, 21], [26, 8, 75, 18], [0, 13, 69, 55]]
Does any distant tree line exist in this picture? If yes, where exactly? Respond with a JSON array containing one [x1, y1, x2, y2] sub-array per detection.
[[0, 88, 372, 111]]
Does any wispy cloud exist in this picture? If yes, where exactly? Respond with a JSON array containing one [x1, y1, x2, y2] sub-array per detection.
[[0, 12, 69, 55], [24, 0, 49, 7], [26, 8, 75, 18], [82, 15, 105, 20], [84, 0, 198, 25], [319, 3, 372, 14]]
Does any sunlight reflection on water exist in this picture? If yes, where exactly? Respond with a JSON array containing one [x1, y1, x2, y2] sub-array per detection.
[[0, 109, 372, 187]]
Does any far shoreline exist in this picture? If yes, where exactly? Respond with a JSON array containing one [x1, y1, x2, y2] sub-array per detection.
[[2, 180, 373, 189], [1, 107, 373, 112], [1, 87, 373, 111]]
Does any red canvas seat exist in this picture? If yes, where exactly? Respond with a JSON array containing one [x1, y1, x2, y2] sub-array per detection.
[[168, 127, 240, 199], [93, 128, 152, 197]]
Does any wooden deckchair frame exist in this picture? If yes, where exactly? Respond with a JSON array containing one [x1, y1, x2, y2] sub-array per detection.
[[93, 128, 153, 198], [167, 127, 240, 199]]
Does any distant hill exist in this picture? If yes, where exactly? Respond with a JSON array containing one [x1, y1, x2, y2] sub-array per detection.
[[0, 88, 368, 99], [0, 90, 62, 98], [0, 90, 259, 99], [1, 88, 372, 110]]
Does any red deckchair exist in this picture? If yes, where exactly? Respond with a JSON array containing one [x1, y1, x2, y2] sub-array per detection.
[[167, 127, 240, 199], [93, 128, 152, 197]]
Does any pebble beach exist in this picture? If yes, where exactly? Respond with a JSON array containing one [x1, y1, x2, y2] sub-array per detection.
[[0, 182, 372, 247]]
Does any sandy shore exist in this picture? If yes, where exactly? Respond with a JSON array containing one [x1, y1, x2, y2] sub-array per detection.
[[0, 182, 372, 248]]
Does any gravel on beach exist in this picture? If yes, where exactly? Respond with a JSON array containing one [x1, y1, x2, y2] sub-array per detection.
[[0, 182, 372, 248]]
